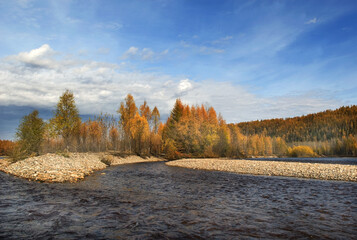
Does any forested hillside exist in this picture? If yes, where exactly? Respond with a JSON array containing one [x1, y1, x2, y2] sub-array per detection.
[[237, 106, 357, 142]]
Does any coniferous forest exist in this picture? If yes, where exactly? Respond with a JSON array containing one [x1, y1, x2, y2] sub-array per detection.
[[0, 90, 356, 160], [237, 106, 357, 156]]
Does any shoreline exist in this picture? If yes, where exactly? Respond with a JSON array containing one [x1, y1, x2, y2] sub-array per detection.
[[1, 154, 356, 183], [0, 153, 163, 183], [166, 158, 357, 182]]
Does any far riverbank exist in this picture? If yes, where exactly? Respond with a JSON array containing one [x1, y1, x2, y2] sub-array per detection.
[[166, 158, 357, 182]]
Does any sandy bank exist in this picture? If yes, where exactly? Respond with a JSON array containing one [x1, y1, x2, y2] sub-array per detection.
[[0, 153, 163, 183], [166, 158, 357, 182]]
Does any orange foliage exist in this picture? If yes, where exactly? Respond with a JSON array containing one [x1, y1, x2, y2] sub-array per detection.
[[0, 140, 15, 156]]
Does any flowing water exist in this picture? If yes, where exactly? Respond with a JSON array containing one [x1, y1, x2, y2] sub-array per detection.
[[0, 161, 356, 239]]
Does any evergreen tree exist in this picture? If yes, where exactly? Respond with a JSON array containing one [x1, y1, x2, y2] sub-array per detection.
[[16, 110, 45, 155]]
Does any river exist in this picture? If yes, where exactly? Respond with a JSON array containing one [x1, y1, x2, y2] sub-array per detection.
[[0, 161, 356, 239]]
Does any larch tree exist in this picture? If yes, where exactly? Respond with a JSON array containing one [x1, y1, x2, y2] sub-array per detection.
[[109, 126, 119, 151], [88, 120, 102, 151], [117, 94, 138, 152], [151, 106, 160, 134], [130, 112, 150, 155], [140, 100, 152, 123], [52, 89, 81, 151]]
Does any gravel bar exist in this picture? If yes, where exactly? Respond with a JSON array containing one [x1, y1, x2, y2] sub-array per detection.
[[166, 158, 357, 182], [0, 153, 163, 183], [106, 155, 164, 166]]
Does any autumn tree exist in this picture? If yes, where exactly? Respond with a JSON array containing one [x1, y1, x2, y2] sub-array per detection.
[[151, 122, 163, 155], [140, 101, 151, 122], [237, 105, 357, 143], [163, 99, 231, 158], [0, 140, 15, 156], [16, 110, 45, 155], [170, 99, 184, 123], [162, 99, 184, 152], [273, 137, 288, 156], [151, 106, 160, 134], [79, 122, 88, 151], [117, 94, 138, 152], [214, 115, 231, 156], [88, 120, 102, 151], [109, 126, 119, 151], [52, 90, 81, 151], [130, 113, 150, 155]]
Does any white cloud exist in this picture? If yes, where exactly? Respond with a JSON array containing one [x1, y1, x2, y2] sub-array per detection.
[[0, 44, 343, 122], [142, 48, 155, 60], [305, 17, 318, 24], [122, 46, 168, 61], [11, 44, 56, 68], [178, 79, 193, 92], [122, 46, 139, 59]]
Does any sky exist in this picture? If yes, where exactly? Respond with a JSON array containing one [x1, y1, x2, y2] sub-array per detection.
[[0, 0, 357, 140]]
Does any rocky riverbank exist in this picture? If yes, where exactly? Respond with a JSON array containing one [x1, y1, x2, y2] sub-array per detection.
[[166, 158, 357, 182], [101, 154, 163, 166], [0, 153, 163, 183]]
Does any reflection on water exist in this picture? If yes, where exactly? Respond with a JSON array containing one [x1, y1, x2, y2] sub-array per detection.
[[0, 162, 356, 239]]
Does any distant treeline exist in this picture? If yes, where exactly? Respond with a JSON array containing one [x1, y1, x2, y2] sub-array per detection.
[[237, 105, 357, 156], [1, 91, 356, 160], [237, 106, 357, 142]]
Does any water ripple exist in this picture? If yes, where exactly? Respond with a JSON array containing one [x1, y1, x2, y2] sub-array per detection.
[[0, 162, 356, 239]]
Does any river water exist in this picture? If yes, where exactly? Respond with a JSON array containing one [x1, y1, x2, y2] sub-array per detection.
[[0, 161, 356, 239]]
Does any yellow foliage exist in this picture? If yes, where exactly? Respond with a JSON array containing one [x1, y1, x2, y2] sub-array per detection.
[[288, 145, 317, 158]]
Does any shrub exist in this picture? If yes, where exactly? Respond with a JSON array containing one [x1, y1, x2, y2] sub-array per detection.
[[8, 143, 27, 163], [288, 145, 317, 158], [100, 155, 114, 166], [56, 150, 70, 158]]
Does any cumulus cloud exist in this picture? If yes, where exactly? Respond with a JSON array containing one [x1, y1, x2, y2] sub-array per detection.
[[10, 44, 56, 68], [122, 46, 168, 60], [177, 79, 193, 92], [122, 46, 139, 59], [0, 44, 342, 122]]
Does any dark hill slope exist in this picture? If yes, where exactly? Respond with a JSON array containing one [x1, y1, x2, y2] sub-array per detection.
[[237, 105, 357, 142]]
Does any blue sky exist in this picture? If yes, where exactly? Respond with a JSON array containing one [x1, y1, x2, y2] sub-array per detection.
[[0, 0, 357, 139]]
